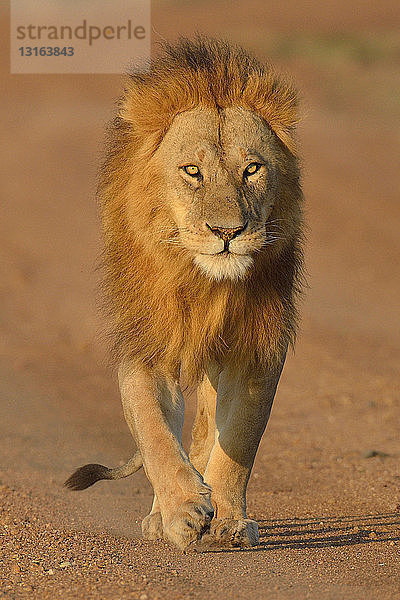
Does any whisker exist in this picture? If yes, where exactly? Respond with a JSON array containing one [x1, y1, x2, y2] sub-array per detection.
[[265, 232, 284, 239], [266, 224, 284, 231], [266, 218, 288, 225], [159, 238, 184, 247]]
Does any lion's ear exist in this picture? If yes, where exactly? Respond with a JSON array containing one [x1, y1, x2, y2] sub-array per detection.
[[242, 72, 300, 156], [267, 105, 299, 157], [270, 124, 298, 157], [118, 73, 183, 140], [118, 75, 147, 127], [117, 75, 174, 156]]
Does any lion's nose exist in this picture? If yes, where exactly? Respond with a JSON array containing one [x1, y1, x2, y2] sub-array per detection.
[[206, 222, 248, 244]]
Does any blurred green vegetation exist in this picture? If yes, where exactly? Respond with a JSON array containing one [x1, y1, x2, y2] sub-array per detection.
[[259, 32, 400, 120], [264, 31, 400, 66]]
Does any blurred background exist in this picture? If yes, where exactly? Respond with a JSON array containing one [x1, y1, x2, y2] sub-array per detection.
[[1, 1, 399, 598]]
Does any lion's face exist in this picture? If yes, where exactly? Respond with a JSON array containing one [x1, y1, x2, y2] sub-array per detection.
[[155, 107, 286, 281]]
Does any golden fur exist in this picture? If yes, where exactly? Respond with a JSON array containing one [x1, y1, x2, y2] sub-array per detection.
[[67, 37, 306, 551], [99, 37, 304, 385]]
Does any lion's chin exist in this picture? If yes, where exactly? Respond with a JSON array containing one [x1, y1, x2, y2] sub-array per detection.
[[194, 253, 254, 281]]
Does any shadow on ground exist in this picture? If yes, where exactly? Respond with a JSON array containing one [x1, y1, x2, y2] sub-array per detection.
[[258, 513, 400, 550], [203, 513, 400, 553]]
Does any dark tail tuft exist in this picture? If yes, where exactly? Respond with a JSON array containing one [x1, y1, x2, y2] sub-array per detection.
[[64, 464, 110, 491], [64, 452, 143, 491]]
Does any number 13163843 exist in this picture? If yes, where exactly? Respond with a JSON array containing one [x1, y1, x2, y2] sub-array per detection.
[[19, 46, 74, 56]]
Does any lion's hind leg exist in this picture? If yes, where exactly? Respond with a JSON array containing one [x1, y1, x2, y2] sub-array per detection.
[[142, 495, 163, 540], [189, 367, 219, 476]]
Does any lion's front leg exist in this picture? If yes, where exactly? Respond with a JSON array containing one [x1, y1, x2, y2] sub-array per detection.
[[118, 361, 214, 550], [203, 359, 285, 548]]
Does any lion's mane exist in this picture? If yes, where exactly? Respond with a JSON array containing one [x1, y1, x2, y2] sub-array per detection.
[[99, 37, 304, 384]]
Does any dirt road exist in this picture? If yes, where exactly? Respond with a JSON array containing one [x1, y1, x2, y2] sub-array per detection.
[[1, 2, 399, 598]]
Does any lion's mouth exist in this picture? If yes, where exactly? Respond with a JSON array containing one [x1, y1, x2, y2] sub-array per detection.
[[198, 250, 249, 257]]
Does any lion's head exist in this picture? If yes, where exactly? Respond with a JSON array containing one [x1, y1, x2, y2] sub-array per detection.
[[114, 38, 301, 281], [152, 105, 291, 281]]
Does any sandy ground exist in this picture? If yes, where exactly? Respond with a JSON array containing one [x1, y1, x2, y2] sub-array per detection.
[[1, 2, 400, 598]]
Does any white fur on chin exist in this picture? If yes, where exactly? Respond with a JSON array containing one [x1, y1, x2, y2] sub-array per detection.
[[194, 253, 253, 281]]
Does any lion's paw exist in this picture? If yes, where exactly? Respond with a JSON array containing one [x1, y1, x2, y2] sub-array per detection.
[[142, 511, 164, 541], [164, 499, 214, 550], [209, 518, 259, 548]]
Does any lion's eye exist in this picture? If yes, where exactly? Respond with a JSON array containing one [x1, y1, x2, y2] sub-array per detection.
[[244, 162, 262, 177], [182, 165, 200, 177]]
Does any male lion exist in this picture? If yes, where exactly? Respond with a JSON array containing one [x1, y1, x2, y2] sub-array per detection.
[[65, 38, 304, 550]]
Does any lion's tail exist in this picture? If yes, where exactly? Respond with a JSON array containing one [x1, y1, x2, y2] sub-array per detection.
[[64, 450, 143, 491]]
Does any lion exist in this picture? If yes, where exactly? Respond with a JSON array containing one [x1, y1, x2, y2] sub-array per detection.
[[65, 37, 304, 550]]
